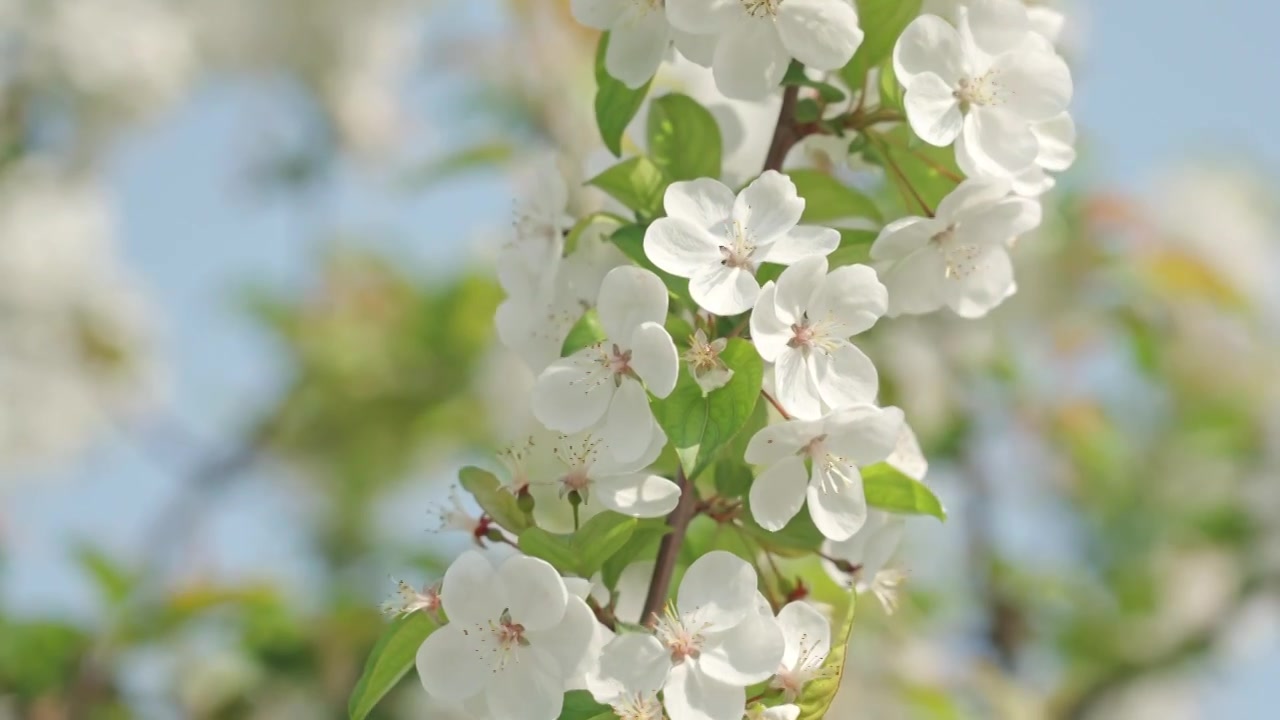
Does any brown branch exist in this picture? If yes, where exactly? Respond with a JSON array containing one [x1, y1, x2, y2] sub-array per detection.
[[762, 84, 801, 173], [761, 389, 792, 419], [639, 468, 698, 627]]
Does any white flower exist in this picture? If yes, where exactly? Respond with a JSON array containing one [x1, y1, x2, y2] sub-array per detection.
[[684, 329, 735, 394], [746, 704, 801, 720], [869, 178, 1041, 318], [595, 552, 785, 720], [416, 551, 596, 720], [646, 172, 839, 316], [382, 578, 442, 619], [571, 0, 713, 89], [532, 267, 679, 464], [526, 427, 682, 531], [744, 405, 904, 540], [820, 510, 908, 614], [770, 602, 832, 701], [667, 0, 864, 100], [430, 487, 488, 542], [749, 255, 887, 420], [894, 0, 1072, 179]]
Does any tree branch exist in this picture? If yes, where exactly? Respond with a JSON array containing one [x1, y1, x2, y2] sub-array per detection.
[[639, 468, 698, 626], [763, 84, 801, 173]]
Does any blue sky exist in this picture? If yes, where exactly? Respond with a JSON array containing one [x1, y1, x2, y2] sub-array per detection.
[[3, 0, 1277, 713]]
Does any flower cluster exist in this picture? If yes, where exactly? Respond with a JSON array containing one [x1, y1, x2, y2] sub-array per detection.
[[363, 1, 1078, 719]]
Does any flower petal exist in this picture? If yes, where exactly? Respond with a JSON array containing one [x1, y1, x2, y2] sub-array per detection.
[[904, 72, 963, 146], [755, 224, 840, 265], [690, 263, 761, 316], [699, 606, 785, 684], [598, 266, 670, 340], [528, 595, 596, 677], [1033, 113, 1077, 171], [749, 282, 791, 361], [629, 321, 679, 397], [712, 20, 790, 100], [601, 377, 658, 464], [946, 244, 1017, 318], [878, 248, 949, 317], [869, 216, 940, 262], [825, 405, 905, 466], [807, 264, 887, 337], [416, 625, 487, 701], [807, 462, 868, 541], [533, 351, 614, 433], [776, 600, 832, 670], [775, 348, 822, 420], [600, 632, 672, 695], [743, 415, 825, 465], [775, 0, 863, 71], [957, 109, 1039, 179], [441, 550, 504, 627], [498, 555, 568, 631], [773, 254, 827, 322], [663, 662, 745, 720], [734, 170, 805, 243], [645, 217, 723, 279], [486, 647, 564, 720], [959, 0, 1030, 57], [893, 14, 965, 86], [570, 0, 629, 29], [678, 551, 758, 632], [606, 11, 671, 89], [594, 473, 682, 518], [667, 0, 742, 34], [813, 343, 879, 409], [935, 177, 1012, 220], [990, 40, 1072, 121], [748, 455, 808, 531], [955, 196, 1042, 244], [664, 177, 736, 231]]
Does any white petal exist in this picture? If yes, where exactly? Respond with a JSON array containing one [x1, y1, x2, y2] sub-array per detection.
[[749, 282, 791, 362], [645, 217, 723, 279], [813, 343, 879, 409], [667, 0, 742, 34], [533, 352, 614, 433], [755, 225, 840, 265], [699, 607, 785, 684], [417, 625, 487, 701], [748, 456, 808, 531], [773, 254, 827, 322], [863, 512, 907, 579], [570, 0, 629, 29], [663, 663, 745, 720], [690, 264, 761, 316], [869, 216, 939, 262], [664, 177, 736, 230], [960, 0, 1030, 57], [712, 21, 790, 100], [498, 555, 568, 631], [990, 42, 1073, 121], [743, 415, 826, 465], [678, 551, 758, 632], [775, 0, 864, 71], [595, 473, 682, 518], [807, 264, 887, 337], [761, 705, 802, 720], [1033, 113, 1077, 171], [606, 12, 672, 89], [528, 595, 596, 677], [935, 177, 1012, 220], [441, 550, 503, 627], [807, 463, 868, 541], [775, 349, 822, 421], [600, 632, 672, 695], [1028, 6, 1066, 44], [893, 14, 965, 86], [825, 405, 905, 466], [673, 28, 718, 66], [887, 423, 929, 481], [629, 322, 679, 397], [946, 244, 1017, 318], [602, 378, 658, 464], [776, 601, 832, 670], [486, 647, 564, 720], [904, 72, 963, 146], [878, 249, 949, 317], [954, 196, 1042, 244], [734, 170, 805, 244], [957, 109, 1038, 179], [598, 266, 670, 340]]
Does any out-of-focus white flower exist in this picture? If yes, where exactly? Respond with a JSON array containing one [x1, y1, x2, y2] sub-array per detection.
[[820, 510, 908, 614], [325, 4, 417, 158]]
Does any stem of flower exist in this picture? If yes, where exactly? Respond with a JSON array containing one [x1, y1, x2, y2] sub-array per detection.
[[763, 83, 801, 173], [639, 467, 698, 627], [761, 389, 792, 419], [874, 136, 935, 217]]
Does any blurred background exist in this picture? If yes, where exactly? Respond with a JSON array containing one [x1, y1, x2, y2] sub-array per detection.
[[1, 1, 1277, 718]]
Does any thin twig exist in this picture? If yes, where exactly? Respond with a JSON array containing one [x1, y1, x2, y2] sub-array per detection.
[[639, 468, 698, 627], [875, 138, 935, 217], [761, 390, 792, 419], [763, 84, 801, 173]]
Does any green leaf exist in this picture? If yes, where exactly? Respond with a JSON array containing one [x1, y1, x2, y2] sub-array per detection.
[[601, 518, 672, 590], [559, 690, 613, 720], [75, 546, 136, 608], [458, 466, 532, 534], [877, 56, 904, 112], [862, 463, 947, 520], [782, 62, 848, 103], [651, 339, 764, 479], [609, 224, 693, 304], [348, 613, 438, 720], [647, 93, 722, 182], [564, 211, 627, 255], [594, 33, 653, 157], [828, 229, 877, 268], [714, 400, 769, 498], [789, 169, 883, 224], [562, 310, 606, 356], [587, 156, 669, 218], [796, 593, 857, 719], [840, 0, 924, 92], [741, 505, 826, 556], [864, 125, 961, 211], [519, 512, 638, 577]]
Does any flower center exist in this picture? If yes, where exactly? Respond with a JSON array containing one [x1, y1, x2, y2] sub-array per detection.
[[719, 220, 757, 272], [771, 632, 833, 700], [953, 71, 1001, 110], [800, 434, 828, 459], [787, 314, 839, 353], [552, 434, 603, 503], [612, 692, 664, 720], [742, 0, 782, 18], [930, 225, 982, 279], [654, 603, 708, 664]]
